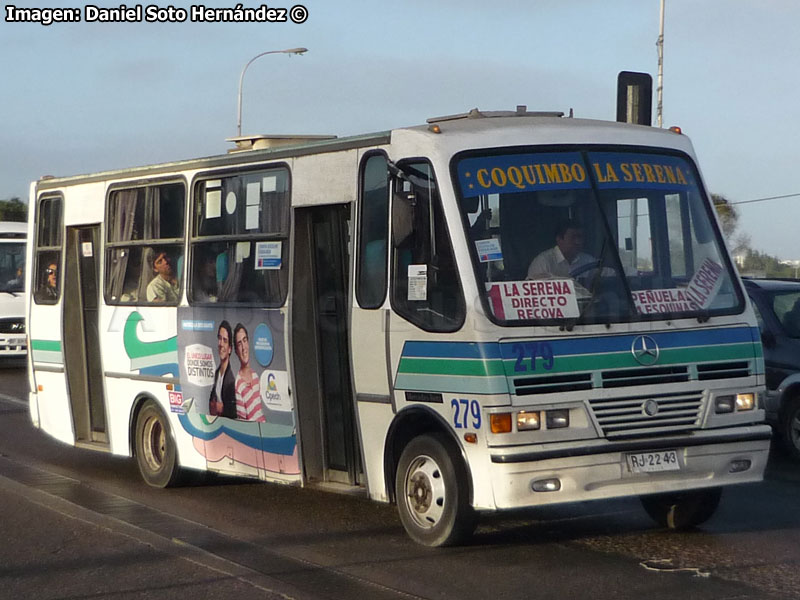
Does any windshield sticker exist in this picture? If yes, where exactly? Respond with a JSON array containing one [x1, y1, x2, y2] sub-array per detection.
[[408, 264, 428, 301], [587, 152, 695, 191], [255, 241, 282, 270], [685, 257, 724, 309], [632, 288, 698, 314], [632, 258, 724, 314], [458, 152, 590, 198], [475, 238, 503, 262], [487, 280, 580, 320]]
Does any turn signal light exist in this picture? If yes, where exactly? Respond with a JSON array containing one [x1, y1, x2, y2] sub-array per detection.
[[490, 413, 512, 433]]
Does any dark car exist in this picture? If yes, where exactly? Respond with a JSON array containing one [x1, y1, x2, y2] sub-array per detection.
[[743, 278, 800, 460]]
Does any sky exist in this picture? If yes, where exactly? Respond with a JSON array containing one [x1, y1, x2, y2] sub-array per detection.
[[2, 0, 798, 260]]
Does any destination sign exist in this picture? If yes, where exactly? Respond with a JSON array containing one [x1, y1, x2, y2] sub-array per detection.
[[458, 152, 589, 198], [586, 152, 696, 190], [457, 151, 697, 197]]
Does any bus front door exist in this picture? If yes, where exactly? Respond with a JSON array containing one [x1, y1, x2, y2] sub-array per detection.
[[62, 225, 108, 445], [292, 204, 362, 486]]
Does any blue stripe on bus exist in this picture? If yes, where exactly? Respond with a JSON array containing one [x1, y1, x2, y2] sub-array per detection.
[[402, 341, 502, 360], [499, 326, 757, 359], [402, 327, 758, 361]]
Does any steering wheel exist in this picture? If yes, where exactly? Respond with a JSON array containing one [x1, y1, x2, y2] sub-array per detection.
[[569, 260, 602, 279]]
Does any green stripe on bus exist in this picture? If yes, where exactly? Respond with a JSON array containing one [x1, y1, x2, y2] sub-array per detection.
[[123, 312, 178, 359], [398, 357, 506, 377], [31, 339, 62, 352]]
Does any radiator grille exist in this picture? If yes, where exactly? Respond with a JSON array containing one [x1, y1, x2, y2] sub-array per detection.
[[697, 361, 750, 381], [588, 392, 703, 439], [602, 365, 689, 388], [513, 373, 593, 396]]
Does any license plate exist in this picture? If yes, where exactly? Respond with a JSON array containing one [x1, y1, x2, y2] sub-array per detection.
[[626, 449, 681, 473]]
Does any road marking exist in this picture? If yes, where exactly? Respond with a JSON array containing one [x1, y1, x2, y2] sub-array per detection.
[[0, 455, 425, 600], [0, 392, 27, 407], [640, 558, 710, 578]]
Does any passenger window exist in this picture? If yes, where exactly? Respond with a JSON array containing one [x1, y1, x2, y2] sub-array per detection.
[[105, 182, 185, 305], [34, 196, 63, 305], [390, 160, 465, 332], [356, 153, 389, 308], [190, 167, 290, 306]]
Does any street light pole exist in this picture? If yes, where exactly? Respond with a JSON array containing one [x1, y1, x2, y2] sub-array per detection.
[[236, 47, 307, 137], [656, 0, 665, 127]]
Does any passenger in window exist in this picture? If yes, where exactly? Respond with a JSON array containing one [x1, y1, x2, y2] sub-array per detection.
[[233, 323, 266, 422], [194, 251, 218, 302], [39, 262, 59, 300], [208, 320, 236, 418], [146, 249, 179, 303], [527, 219, 597, 280]]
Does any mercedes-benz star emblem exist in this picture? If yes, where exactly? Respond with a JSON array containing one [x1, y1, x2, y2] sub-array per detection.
[[643, 399, 660, 416], [631, 335, 660, 366]]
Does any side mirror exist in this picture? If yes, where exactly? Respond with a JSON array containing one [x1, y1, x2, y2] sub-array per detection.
[[761, 330, 776, 349]]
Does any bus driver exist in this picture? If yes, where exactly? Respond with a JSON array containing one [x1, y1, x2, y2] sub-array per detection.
[[527, 219, 596, 280]]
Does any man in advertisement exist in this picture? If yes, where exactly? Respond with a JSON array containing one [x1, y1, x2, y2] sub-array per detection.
[[208, 320, 236, 418]]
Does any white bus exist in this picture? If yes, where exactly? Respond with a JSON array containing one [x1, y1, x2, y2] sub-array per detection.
[[0, 221, 27, 361], [27, 108, 770, 546]]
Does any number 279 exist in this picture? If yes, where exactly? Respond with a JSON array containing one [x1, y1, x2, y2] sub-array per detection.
[[451, 398, 482, 429]]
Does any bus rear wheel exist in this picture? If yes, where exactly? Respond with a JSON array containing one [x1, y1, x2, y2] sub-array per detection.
[[135, 400, 181, 488], [395, 433, 475, 547], [640, 487, 722, 530]]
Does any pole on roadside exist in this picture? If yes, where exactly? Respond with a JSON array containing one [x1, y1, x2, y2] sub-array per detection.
[[656, 0, 665, 127]]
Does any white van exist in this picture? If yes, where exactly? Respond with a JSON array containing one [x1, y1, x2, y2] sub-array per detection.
[[0, 221, 27, 360]]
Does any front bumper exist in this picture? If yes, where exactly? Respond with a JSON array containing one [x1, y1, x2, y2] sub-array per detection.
[[487, 425, 772, 510]]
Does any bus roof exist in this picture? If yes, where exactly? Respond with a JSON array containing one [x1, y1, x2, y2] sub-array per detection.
[[34, 112, 694, 191], [0, 221, 27, 238]]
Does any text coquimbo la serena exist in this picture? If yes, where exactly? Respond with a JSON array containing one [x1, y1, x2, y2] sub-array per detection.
[[4, 4, 309, 25]]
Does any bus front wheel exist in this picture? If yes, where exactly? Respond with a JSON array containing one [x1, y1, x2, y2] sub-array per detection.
[[395, 433, 475, 547], [135, 400, 181, 488], [640, 487, 722, 530]]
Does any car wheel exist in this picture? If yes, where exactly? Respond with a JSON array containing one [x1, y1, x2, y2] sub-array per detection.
[[135, 400, 182, 488], [640, 487, 722, 530], [395, 433, 475, 547], [780, 395, 800, 462]]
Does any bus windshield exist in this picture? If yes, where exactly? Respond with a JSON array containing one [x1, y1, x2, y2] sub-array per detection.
[[0, 242, 25, 293], [455, 149, 742, 325]]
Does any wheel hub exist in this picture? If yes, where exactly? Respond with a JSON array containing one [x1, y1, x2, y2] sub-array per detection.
[[404, 455, 445, 528], [142, 417, 165, 471]]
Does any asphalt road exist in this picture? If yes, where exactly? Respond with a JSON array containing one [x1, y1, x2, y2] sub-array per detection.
[[0, 366, 798, 600]]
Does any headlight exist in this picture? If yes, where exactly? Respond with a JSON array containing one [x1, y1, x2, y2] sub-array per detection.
[[546, 409, 570, 429], [715, 393, 755, 413], [715, 395, 735, 414], [516, 411, 541, 431], [735, 393, 755, 411]]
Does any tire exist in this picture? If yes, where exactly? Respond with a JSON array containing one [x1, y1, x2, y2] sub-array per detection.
[[779, 396, 800, 462], [134, 400, 181, 488], [395, 433, 475, 547], [640, 487, 722, 530]]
